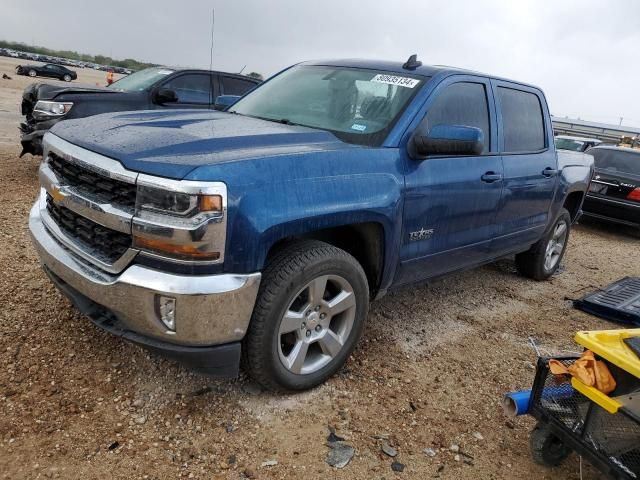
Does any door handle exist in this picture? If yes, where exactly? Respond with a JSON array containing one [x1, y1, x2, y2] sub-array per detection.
[[481, 172, 503, 183], [542, 167, 559, 177]]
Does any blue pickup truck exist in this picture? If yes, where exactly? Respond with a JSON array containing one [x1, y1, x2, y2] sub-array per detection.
[[29, 56, 593, 391]]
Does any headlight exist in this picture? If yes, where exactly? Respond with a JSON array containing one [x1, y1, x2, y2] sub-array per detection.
[[33, 100, 73, 119], [132, 177, 227, 263]]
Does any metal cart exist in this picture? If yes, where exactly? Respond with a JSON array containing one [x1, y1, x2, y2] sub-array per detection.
[[527, 329, 640, 479]]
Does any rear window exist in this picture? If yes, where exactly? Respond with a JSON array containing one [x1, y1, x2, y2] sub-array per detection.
[[590, 148, 640, 176], [498, 87, 545, 152], [221, 76, 257, 96]]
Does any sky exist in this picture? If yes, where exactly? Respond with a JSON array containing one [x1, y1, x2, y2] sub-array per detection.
[[2, 0, 639, 127]]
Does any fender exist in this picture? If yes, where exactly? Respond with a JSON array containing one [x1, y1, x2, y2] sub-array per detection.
[[187, 147, 405, 289]]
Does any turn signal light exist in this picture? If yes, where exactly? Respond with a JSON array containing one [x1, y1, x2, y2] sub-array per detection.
[[627, 188, 640, 202], [199, 194, 223, 212], [133, 236, 221, 260]]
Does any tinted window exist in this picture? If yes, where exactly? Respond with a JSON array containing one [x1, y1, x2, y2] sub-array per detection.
[[221, 76, 257, 95], [162, 74, 212, 104], [590, 148, 640, 176], [424, 82, 490, 153], [498, 87, 545, 152]]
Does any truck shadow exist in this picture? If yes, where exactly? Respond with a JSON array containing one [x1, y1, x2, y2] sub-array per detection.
[[575, 217, 639, 241]]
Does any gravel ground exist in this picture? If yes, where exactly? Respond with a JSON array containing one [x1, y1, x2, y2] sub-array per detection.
[[1, 60, 639, 479]]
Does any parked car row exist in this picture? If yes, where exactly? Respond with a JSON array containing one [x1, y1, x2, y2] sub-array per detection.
[[27, 54, 595, 390], [555, 135, 640, 229], [0, 48, 133, 73]]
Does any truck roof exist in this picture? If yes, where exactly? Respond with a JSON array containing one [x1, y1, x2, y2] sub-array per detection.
[[301, 58, 542, 91]]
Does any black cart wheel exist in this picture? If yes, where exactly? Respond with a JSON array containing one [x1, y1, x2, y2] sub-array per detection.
[[530, 422, 572, 466]]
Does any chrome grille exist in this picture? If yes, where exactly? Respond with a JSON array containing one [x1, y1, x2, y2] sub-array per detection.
[[48, 152, 136, 209], [46, 193, 131, 264]]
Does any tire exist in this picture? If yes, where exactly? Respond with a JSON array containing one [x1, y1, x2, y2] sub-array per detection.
[[28, 69, 37, 77], [515, 208, 571, 281], [15, 66, 22, 74], [243, 240, 369, 391], [63, 74, 71, 82], [529, 422, 571, 466]]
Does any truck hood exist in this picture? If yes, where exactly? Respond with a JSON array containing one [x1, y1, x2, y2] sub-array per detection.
[[22, 82, 118, 118], [27, 82, 114, 101], [49, 110, 352, 179]]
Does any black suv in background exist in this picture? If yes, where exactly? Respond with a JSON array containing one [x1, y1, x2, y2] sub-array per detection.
[[20, 66, 260, 156]]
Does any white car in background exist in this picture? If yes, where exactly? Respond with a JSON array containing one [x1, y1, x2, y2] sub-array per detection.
[[555, 135, 602, 152]]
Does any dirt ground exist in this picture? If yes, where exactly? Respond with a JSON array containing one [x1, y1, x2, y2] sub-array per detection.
[[0, 56, 638, 480]]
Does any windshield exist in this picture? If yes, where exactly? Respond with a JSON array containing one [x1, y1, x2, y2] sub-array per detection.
[[230, 65, 426, 146], [108, 67, 175, 92], [591, 148, 640, 176], [555, 137, 584, 152]]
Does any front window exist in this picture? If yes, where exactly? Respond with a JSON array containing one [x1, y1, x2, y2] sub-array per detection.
[[108, 67, 175, 92], [229, 65, 427, 146]]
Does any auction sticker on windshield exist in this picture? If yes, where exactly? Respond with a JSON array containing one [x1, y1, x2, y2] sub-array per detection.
[[371, 74, 420, 88]]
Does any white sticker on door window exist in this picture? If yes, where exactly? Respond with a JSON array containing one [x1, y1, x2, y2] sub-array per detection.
[[370, 74, 420, 88]]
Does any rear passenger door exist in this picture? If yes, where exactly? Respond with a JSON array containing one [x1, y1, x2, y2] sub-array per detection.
[[158, 73, 214, 108], [397, 77, 503, 284], [490, 81, 558, 255]]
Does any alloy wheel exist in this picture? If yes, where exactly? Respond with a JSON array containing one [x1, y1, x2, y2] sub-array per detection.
[[277, 274, 356, 375], [544, 219, 568, 271]]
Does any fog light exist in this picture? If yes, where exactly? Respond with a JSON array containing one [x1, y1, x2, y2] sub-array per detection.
[[157, 295, 176, 332]]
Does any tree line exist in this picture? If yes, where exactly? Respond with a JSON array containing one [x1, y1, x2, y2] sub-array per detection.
[[0, 39, 155, 71]]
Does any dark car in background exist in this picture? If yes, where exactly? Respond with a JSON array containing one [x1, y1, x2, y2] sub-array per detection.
[[15, 63, 78, 82], [19, 66, 260, 156], [582, 146, 640, 229]]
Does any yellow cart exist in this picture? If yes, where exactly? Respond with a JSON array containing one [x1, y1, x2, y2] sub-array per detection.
[[527, 329, 640, 479]]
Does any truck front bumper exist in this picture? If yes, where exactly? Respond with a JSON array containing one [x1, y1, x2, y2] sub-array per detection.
[[29, 202, 261, 376]]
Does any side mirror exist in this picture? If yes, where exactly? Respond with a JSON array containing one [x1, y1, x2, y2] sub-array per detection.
[[153, 88, 178, 104], [410, 124, 484, 159], [214, 95, 240, 111]]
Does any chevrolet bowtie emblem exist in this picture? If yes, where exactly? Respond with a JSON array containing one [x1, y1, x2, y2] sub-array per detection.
[[50, 185, 65, 203]]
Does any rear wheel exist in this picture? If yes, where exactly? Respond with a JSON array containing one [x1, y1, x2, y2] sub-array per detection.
[[63, 74, 71, 82], [516, 208, 571, 280], [243, 240, 369, 391], [529, 422, 572, 466], [28, 69, 37, 77]]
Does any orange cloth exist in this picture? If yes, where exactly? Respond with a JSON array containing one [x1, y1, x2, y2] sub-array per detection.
[[549, 350, 617, 394]]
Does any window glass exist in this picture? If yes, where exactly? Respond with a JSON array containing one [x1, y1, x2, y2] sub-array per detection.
[[109, 67, 175, 92], [424, 82, 490, 153], [555, 137, 584, 152], [498, 87, 545, 152], [222, 76, 257, 96], [230, 65, 426, 147], [590, 148, 640, 175], [161, 74, 211, 104]]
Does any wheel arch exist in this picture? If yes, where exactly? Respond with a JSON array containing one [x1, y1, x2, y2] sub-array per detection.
[[261, 220, 387, 299]]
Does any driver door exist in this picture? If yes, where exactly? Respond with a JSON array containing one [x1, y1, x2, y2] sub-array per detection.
[[396, 76, 503, 285]]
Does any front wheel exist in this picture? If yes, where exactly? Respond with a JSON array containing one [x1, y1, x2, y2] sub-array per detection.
[[243, 240, 369, 391], [28, 69, 37, 77], [516, 208, 571, 281], [63, 74, 71, 82]]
